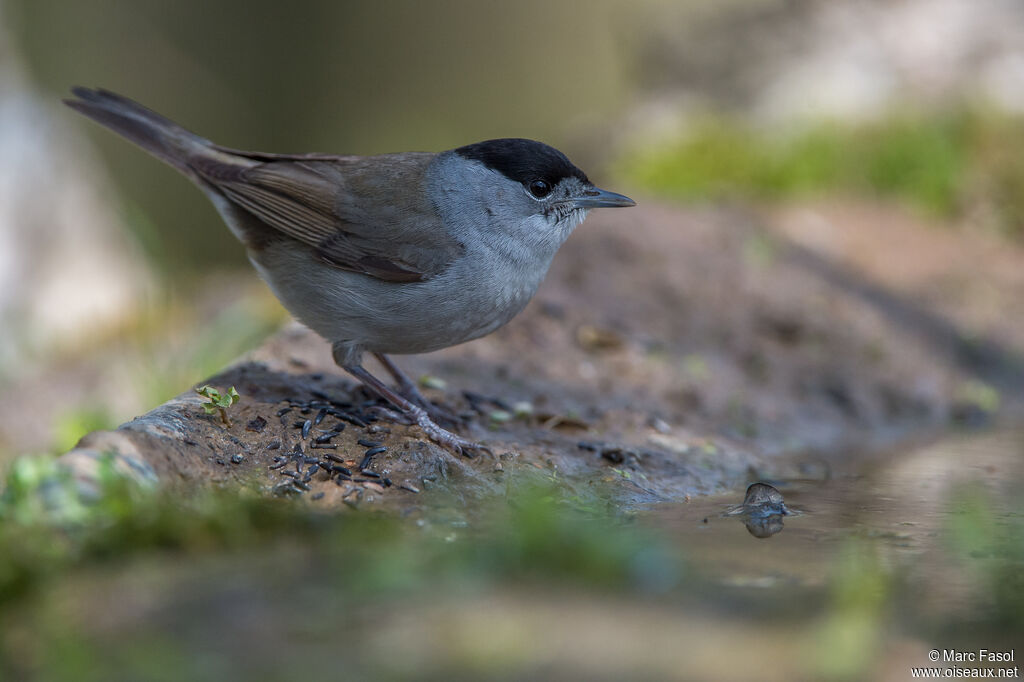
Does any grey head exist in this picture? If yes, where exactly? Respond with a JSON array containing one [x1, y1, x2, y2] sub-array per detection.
[[427, 138, 635, 266]]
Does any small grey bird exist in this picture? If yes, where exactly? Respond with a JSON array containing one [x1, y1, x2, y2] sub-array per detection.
[[65, 87, 635, 455]]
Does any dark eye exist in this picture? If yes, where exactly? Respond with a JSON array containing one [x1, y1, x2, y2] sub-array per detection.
[[528, 179, 551, 198]]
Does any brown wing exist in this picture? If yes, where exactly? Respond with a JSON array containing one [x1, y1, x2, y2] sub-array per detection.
[[194, 150, 462, 282]]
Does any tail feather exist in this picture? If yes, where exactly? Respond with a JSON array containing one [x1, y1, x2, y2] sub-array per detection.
[[64, 87, 212, 175]]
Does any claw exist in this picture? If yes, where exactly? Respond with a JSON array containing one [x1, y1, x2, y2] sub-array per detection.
[[411, 405, 491, 457]]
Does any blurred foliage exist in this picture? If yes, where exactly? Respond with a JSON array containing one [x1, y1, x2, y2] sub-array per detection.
[[51, 407, 116, 455], [0, 453, 677, 611], [1, 449, 1022, 679], [812, 541, 892, 680], [0, 455, 688, 680], [619, 107, 1024, 238], [123, 289, 287, 410], [0, 285, 285, 467], [945, 483, 1024, 630]]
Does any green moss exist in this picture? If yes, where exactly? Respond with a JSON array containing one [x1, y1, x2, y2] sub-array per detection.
[[617, 108, 1024, 237]]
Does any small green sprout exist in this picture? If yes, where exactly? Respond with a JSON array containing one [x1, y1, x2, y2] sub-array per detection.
[[195, 385, 240, 426]]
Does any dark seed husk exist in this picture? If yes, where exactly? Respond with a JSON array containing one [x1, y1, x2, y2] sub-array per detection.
[[266, 440, 282, 450], [245, 416, 267, 433], [330, 410, 367, 427], [314, 408, 328, 426], [301, 419, 312, 439], [357, 439, 382, 448], [311, 443, 337, 449]]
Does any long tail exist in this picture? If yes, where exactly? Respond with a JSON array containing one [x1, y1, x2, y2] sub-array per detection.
[[64, 87, 213, 175]]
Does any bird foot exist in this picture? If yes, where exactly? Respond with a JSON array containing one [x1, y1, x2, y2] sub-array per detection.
[[343, 360, 489, 458], [407, 404, 492, 458]]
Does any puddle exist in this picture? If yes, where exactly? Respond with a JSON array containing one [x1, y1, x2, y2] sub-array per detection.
[[646, 426, 1024, 595]]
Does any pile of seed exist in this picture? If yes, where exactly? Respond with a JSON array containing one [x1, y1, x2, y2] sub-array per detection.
[[265, 392, 411, 498]]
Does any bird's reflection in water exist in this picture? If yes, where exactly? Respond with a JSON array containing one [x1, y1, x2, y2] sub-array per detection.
[[723, 482, 794, 538]]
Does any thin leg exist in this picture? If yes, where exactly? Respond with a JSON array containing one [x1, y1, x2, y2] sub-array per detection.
[[373, 352, 431, 406], [344, 363, 489, 458], [373, 353, 462, 426]]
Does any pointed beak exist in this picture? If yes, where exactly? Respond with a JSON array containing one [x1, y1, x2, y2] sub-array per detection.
[[569, 187, 636, 209]]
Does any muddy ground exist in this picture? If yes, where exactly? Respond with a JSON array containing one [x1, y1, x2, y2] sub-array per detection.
[[62, 200, 1024, 510]]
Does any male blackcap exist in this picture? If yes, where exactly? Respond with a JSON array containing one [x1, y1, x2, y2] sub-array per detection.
[[65, 87, 635, 455]]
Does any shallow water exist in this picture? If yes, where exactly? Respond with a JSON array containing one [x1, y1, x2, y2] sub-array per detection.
[[646, 425, 1024, 643]]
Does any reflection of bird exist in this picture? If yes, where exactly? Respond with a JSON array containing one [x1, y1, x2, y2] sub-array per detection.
[[722, 483, 791, 538], [65, 87, 635, 455]]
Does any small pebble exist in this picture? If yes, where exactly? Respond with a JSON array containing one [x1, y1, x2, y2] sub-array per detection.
[[418, 374, 447, 390], [230, 454, 244, 464]]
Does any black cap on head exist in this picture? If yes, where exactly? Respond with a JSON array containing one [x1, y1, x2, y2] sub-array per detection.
[[455, 138, 589, 188]]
